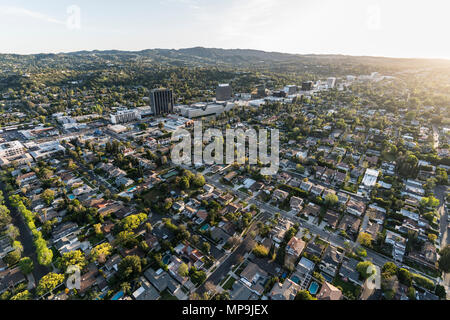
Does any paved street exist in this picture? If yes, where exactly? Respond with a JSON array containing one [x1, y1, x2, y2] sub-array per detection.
[[200, 169, 438, 283], [0, 181, 50, 282], [434, 185, 449, 298]]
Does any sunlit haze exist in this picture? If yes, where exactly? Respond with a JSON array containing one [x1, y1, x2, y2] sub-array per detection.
[[1, 0, 450, 59]]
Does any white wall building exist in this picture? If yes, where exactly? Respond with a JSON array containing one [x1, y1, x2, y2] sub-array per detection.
[[110, 109, 140, 124], [176, 102, 235, 119], [0, 141, 25, 159]]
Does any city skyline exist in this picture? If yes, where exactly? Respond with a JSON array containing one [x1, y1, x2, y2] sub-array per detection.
[[1, 0, 450, 60]]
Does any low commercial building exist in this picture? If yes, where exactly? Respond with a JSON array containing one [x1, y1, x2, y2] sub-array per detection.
[[25, 141, 65, 160], [176, 102, 235, 118], [0, 140, 26, 160], [110, 109, 140, 124]]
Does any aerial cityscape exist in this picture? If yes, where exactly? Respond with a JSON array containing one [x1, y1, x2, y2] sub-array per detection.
[[0, 0, 449, 306]]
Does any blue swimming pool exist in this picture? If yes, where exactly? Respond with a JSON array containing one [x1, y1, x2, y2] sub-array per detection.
[[95, 293, 106, 300], [111, 290, 124, 300], [309, 281, 319, 295], [291, 275, 300, 284], [200, 224, 210, 231], [68, 194, 75, 200], [162, 255, 171, 265], [127, 186, 137, 192]]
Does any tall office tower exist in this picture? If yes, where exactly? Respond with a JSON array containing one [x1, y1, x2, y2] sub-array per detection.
[[216, 83, 232, 101], [256, 84, 267, 97], [301, 81, 313, 91], [327, 77, 336, 89], [150, 88, 174, 115]]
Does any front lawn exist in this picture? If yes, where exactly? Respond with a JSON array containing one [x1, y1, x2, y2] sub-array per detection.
[[222, 277, 236, 290], [332, 276, 361, 300], [160, 289, 178, 300]]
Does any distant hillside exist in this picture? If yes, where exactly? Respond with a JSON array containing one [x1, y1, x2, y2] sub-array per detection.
[[1, 47, 449, 83]]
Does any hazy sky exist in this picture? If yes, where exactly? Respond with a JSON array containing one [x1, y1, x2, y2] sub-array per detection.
[[0, 0, 449, 59]]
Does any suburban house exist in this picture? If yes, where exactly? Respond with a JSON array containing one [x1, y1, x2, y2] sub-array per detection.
[[339, 257, 363, 286], [339, 214, 361, 237], [290, 196, 304, 212], [273, 189, 289, 202], [239, 262, 268, 296], [286, 237, 306, 257], [319, 246, 343, 277], [269, 279, 300, 300], [316, 282, 343, 300], [323, 210, 340, 229], [346, 198, 366, 216]]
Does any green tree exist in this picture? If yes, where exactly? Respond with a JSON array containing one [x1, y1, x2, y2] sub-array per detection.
[[252, 244, 269, 258], [191, 173, 206, 188], [180, 176, 190, 190], [324, 193, 338, 206], [420, 196, 440, 208], [10, 290, 32, 300], [41, 189, 55, 206], [202, 241, 211, 255], [178, 263, 189, 277], [115, 230, 138, 248], [19, 257, 34, 274], [189, 267, 207, 286], [6, 225, 20, 240], [407, 286, 416, 300], [58, 250, 87, 272], [36, 273, 65, 297], [118, 255, 142, 280], [296, 164, 305, 174], [438, 245, 450, 273], [90, 242, 113, 263], [121, 213, 148, 231], [121, 282, 131, 295], [357, 232, 373, 247], [5, 249, 21, 266], [381, 262, 397, 279], [0, 205, 11, 229], [356, 261, 375, 280], [397, 268, 412, 286], [295, 289, 316, 300]]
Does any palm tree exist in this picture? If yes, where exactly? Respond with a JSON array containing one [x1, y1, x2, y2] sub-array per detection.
[[121, 282, 131, 295]]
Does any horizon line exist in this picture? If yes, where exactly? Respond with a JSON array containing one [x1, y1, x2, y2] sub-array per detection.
[[1, 46, 450, 62]]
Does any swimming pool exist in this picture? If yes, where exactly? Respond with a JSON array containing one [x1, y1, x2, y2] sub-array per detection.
[[111, 290, 124, 300], [68, 194, 75, 200], [95, 293, 106, 300], [162, 255, 171, 265], [200, 224, 210, 231], [309, 281, 319, 295], [127, 186, 137, 192], [291, 275, 300, 284]]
